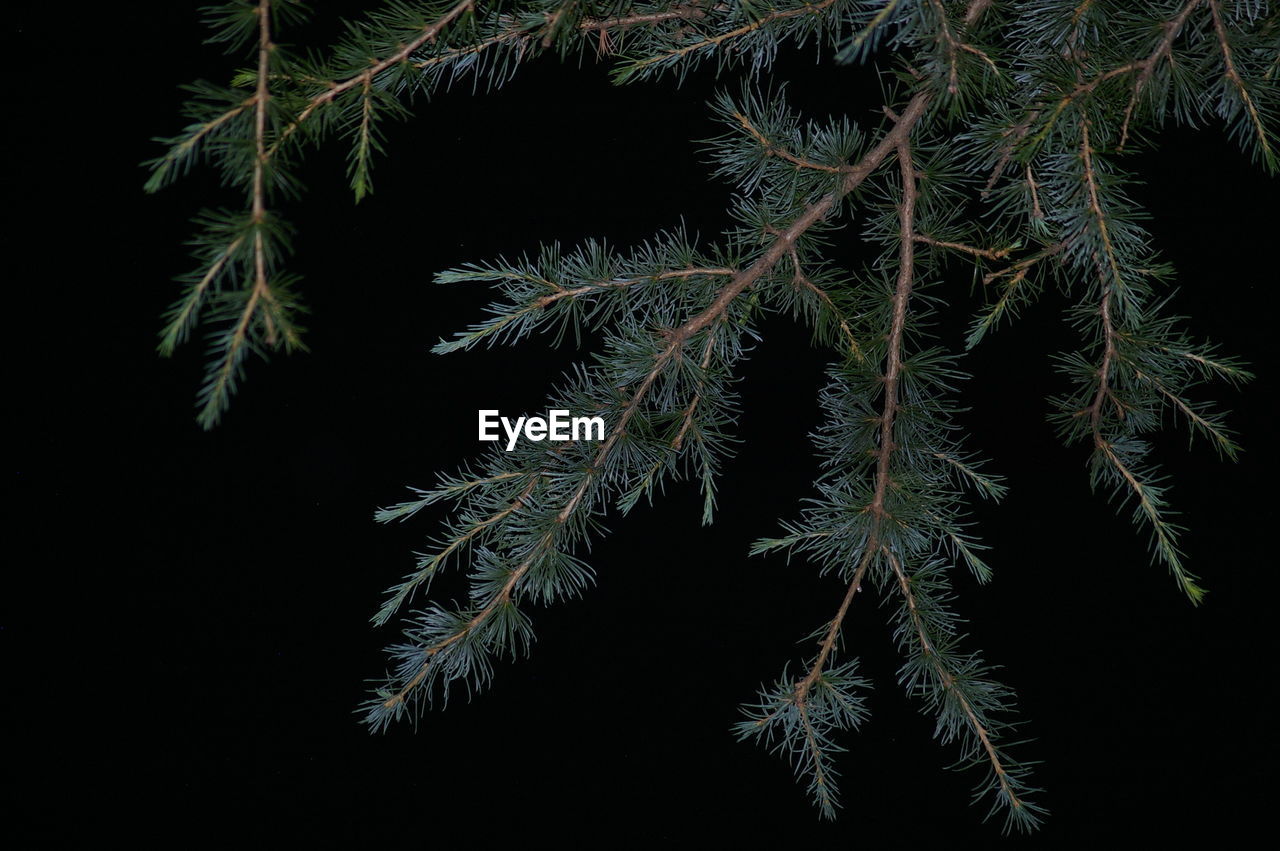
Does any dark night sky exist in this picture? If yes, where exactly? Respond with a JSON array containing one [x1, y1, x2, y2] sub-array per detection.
[[8, 3, 1279, 846]]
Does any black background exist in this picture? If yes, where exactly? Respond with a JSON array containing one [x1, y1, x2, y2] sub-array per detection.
[[8, 3, 1278, 846]]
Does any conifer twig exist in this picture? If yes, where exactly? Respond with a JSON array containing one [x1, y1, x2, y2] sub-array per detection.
[[734, 111, 857, 174], [791, 104, 929, 746], [373, 474, 542, 626], [914, 234, 1013, 260], [885, 550, 1025, 812], [1208, 0, 1273, 160], [619, 0, 838, 74], [269, 0, 476, 156], [532, 267, 736, 309], [1022, 0, 1201, 154], [788, 248, 864, 361], [1118, 0, 1203, 148], [201, 1, 283, 426], [1077, 119, 1202, 602]]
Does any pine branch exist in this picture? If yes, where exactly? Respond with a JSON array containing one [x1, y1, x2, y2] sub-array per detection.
[[157, 236, 244, 356], [1208, 0, 1275, 165], [734, 108, 858, 174], [914, 233, 1013, 261], [199, 1, 294, 429], [269, 0, 477, 157], [787, 248, 865, 361], [614, 0, 839, 80], [1117, 0, 1204, 149], [372, 474, 541, 626], [739, 94, 934, 819], [1020, 0, 1202, 155], [433, 264, 737, 354], [886, 551, 1041, 831], [1076, 118, 1203, 603], [880, 137, 1038, 830]]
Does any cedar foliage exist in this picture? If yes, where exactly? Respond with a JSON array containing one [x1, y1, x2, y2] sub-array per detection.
[[145, 0, 1277, 832]]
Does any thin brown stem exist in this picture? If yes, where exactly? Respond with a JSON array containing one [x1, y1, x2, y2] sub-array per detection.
[[204, 2, 279, 415], [1119, 0, 1202, 148], [983, 111, 1037, 194], [671, 321, 722, 451], [269, 0, 475, 157], [374, 473, 542, 626], [885, 549, 1023, 810], [914, 234, 1013, 261], [422, 477, 538, 579], [1073, 119, 1199, 595], [795, 551, 874, 705], [413, 4, 720, 69], [1025, 166, 1044, 220], [1135, 368, 1236, 452], [151, 101, 254, 185], [873, 139, 919, 521], [789, 249, 864, 361], [1080, 121, 1121, 432], [795, 122, 927, 705], [621, 0, 837, 74], [1209, 0, 1273, 160], [928, 0, 962, 94], [1021, 0, 1200, 155], [963, 0, 992, 26], [159, 236, 245, 355], [929, 0, 1001, 89], [631, 317, 724, 500], [734, 111, 855, 174], [579, 4, 711, 31], [252, 0, 273, 335], [531, 267, 736, 310], [981, 241, 1065, 287]]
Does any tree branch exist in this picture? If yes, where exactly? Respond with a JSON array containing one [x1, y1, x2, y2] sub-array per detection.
[[1079, 120, 1121, 430], [789, 248, 865, 361], [373, 474, 542, 626], [1118, 0, 1203, 148], [531, 266, 736, 310], [734, 110, 856, 174], [914, 234, 1013, 261], [793, 112, 928, 712], [885, 549, 1025, 811], [619, 0, 838, 75], [386, 90, 934, 710], [269, 0, 476, 157], [1208, 0, 1273, 160], [1023, 0, 1201, 154], [201, 1, 281, 426]]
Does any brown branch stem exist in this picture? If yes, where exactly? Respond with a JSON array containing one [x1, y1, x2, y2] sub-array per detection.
[[1208, 0, 1272, 159], [531, 267, 736, 310], [204, 2, 279, 415], [915, 234, 1013, 261], [734, 111, 855, 174], [1080, 121, 1121, 432], [270, 0, 475, 156], [1119, 0, 1202, 147], [794, 122, 926, 706], [885, 549, 1023, 809], [621, 0, 837, 73], [788, 249, 864, 361]]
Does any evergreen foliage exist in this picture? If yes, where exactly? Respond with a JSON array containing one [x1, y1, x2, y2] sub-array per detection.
[[147, 0, 1277, 833]]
